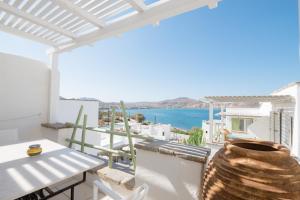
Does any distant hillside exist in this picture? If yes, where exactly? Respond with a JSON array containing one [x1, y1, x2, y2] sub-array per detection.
[[60, 96, 258, 109], [60, 97, 208, 109], [98, 97, 208, 109]]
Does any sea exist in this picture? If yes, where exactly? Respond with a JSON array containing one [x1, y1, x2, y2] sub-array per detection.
[[127, 108, 220, 130]]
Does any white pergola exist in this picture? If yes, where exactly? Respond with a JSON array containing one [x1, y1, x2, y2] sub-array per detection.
[[204, 95, 295, 143], [205, 95, 295, 104], [0, 0, 220, 122]]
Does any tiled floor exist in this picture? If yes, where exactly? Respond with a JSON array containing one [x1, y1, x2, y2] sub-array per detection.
[[51, 182, 104, 200], [50, 173, 130, 200], [49, 144, 220, 200], [49, 158, 134, 200], [49, 174, 105, 200]]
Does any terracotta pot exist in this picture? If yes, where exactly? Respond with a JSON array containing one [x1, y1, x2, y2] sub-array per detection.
[[202, 140, 300, 200]]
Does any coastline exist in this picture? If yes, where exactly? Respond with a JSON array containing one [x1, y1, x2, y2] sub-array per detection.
[[127, 108, 220, 130]]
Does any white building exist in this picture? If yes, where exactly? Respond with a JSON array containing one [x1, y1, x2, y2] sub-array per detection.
[[130, 122, 172, 141], [203, 82, 300, 157]]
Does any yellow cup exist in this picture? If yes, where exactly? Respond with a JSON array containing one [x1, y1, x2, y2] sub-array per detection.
[[27, 144, 42, 156]]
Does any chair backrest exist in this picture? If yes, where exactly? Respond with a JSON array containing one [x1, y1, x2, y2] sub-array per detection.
[[93, 179, 148, 200], [126, 184, 149, 200], [0, 129, 18, 146]]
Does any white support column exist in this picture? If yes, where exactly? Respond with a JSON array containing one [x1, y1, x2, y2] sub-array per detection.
[[48, 53, 60, 123], [209, 102, 214, 143], [220, 104, 225, 129], [292, 85, 300, 157]]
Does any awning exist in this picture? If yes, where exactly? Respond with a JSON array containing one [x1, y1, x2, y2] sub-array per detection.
[[215, 112, 266, 118], [0, 0, 220, 53], [205, 95, 294, 104]]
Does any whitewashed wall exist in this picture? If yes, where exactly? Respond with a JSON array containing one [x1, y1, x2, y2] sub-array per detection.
[[57, 100, 99, 126], [259, 102, 272, 115], [225, 107, 267, 117], [130, 122, 172, 140], [0, 52, 50, 141], [272, 83, 300, 157], [247, 116, 270, 140], [135, 149, 204, 200], [43, 100, 130, 154]]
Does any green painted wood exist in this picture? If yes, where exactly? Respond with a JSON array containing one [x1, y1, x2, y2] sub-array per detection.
[[120, 101, 136, 171], [65, 138, 132, 158], [109, 107, 116, 168], [81, 114, 87, 152], [69, 105, 83, 148]]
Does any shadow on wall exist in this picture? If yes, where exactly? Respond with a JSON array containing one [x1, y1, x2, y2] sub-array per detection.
[[135, 150, 203, 200], [0, 52, 50, 140]]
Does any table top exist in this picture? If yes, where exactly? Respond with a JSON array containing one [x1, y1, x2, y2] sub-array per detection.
[[0, 139, 104, 200]]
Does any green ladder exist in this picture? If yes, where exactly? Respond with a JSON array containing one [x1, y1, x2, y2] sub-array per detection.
[[67, 101, 137, 171]]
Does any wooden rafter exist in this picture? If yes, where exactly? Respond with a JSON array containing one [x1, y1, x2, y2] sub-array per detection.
[[0, 1, 76, 39], [0, 0, 220, 49], [0, 23, 55, 46], [54, 0, 219, 53], [124, 0, 146, 12], [53, 0, 106, 29]]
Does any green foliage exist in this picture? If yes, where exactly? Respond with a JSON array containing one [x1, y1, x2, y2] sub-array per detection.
[[142, 121, 151, 125], [99, 111, 124, 123], [135, 113, 145, 123], [187, 128, 203, 146], [171, 128, 189, 135]]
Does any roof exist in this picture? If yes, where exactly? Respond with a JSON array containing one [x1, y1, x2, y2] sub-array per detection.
[[216, 112, 266, 118], [135, 140, 211, 163], [205, 95, 294, 103], [0, 0, 220, 54], [272, 81, 300, 94]]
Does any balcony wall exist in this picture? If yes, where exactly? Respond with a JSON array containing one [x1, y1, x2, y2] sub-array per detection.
[[0, 52, 50, 141], [135, 140, 210, 200], [272, 83, 300, 157], [57, 99, 99, 127]]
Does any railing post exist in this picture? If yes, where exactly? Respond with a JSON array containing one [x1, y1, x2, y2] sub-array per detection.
[[81, 114, 87, 152], [209, 102, 214, 143], [69, 105, 83, 148], [108, 107, 116, 168], [48, 52, 60, 123], [120, 101, 136, 171]]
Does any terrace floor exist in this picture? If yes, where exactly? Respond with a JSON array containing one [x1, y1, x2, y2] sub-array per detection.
[[50, 173, 128, 200], [51, 158, 134, 200], [49, 143, 222, 200]]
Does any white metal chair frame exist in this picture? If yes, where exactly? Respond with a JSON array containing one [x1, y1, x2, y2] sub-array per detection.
[[93, 180, 148, 200]]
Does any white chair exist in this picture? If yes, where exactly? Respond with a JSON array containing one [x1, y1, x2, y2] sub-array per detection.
[[0, 129, 18, 146], [93, 180, 148, 200]]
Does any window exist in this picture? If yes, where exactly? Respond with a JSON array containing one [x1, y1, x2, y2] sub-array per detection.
[[232, 118, 254, 132]]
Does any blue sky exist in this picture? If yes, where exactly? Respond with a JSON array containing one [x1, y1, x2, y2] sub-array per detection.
[[0, 0, 299, 102]]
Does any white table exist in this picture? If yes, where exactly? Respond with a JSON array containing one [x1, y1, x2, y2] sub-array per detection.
[[0, 139, 104, 200]]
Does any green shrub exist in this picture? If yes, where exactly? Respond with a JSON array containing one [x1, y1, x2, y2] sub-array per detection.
[[171, 128, 189, 135], [142, 121, 151, 125], [187, 128, 203, 146], [135, 113, 145, 123]]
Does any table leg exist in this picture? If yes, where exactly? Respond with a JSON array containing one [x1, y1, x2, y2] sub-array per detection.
[[16, 172, 87, 200], [71, 187, 74, 200]]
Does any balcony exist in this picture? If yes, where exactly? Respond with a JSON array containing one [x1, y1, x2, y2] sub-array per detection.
[[1, 0, 300, 199]]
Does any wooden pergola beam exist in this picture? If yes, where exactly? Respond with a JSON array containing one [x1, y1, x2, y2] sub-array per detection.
[[53, 0, 106, 28], [0, 23, 55, 46], [124, 0, 147, 12], [53, 0, 219, 53], [0, 1, 76, 40]]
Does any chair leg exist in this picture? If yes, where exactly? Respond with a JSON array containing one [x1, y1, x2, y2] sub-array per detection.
[[93, 181, 98, 200], [70, 187, 74, 200]]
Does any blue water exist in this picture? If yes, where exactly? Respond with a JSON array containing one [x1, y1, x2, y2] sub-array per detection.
[[127, 108, 220, 130]]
